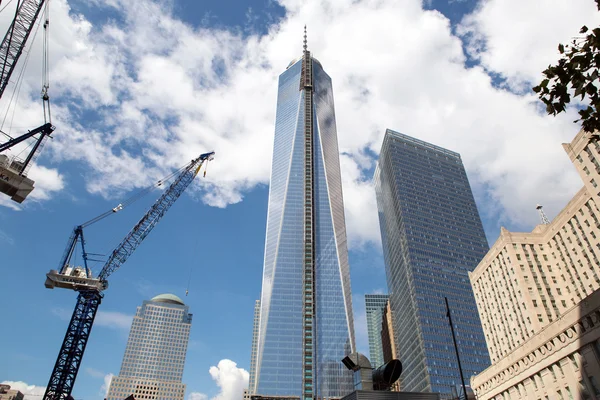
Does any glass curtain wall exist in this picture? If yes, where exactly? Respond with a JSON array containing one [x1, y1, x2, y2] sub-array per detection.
[[374, 130, 490, 398], [256, 57, 354, 397]]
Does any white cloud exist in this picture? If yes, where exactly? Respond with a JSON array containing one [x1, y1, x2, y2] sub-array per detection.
[[0, 229, 14, 245], [3, 0, 595, 247], [51, 307, 71, 321], [458, 0, 600, 91], [101, 373, 114, 397], [189, 392, 209, 400], [85, 368, 115, 397], [52, 307, 132, 331], [0, 197, 21, 211], [1, 381, 45, 400], [27, 164, 65, 201], [208, 359, 249, 400], [85, 367, 107, 379], [95, 310, 134, 330]]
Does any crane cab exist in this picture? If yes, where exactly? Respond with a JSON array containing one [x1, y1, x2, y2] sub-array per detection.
[[45, 267, 107, 292], [0, 154, 35, 203]]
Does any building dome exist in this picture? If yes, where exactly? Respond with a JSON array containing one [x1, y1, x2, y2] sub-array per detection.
[[286, 56, 322, 70], [151, 293, 185, 305]]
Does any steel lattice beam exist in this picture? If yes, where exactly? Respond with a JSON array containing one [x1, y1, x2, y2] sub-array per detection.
[[43, 291, 102, 400], [0, 0, 47, 99], [97, 160, 200, 281]]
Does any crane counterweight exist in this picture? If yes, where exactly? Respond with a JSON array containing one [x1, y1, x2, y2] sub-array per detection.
[[44, 269, 106, 292]]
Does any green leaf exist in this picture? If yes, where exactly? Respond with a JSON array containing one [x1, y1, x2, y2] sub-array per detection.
[[559, 43, 565, 54], [581, 25, 589, 34]]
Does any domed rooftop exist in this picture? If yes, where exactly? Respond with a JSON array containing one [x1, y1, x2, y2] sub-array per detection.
[[286, 56, 322, 70], [151, 293, 185, 305]]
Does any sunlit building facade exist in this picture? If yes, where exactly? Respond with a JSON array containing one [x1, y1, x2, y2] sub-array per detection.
[[255, 39, 354, 398], [470, 128, 600, 400], [105, 294, 192, 400], [365, 294, 389, 369], [374, 130, 490, 398]]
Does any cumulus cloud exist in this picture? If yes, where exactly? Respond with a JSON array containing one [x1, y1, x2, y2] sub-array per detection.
[[101, 373, 114, 397], [52, 307, 132, 331], [208, 359, 249, 400], [95, 310, 134, 330], [85, 367, 107, 379], [189, 392, 209, 400], [458, 0, 600, 91], [1, 381, 45, 400], [1, 0, 596, 245], [27, 164, 65, 201]]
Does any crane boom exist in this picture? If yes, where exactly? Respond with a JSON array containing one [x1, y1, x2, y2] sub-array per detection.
[[0, 0, 47, 99], [43, 151, 215, 400], [97, 153, 210, 281]]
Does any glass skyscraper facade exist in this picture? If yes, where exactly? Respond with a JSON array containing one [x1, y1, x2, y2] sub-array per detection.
[[255, 41, 354, 398], [106, 294, 192, 400], [374, 129, 490, 398], [248, 299, 260, 394], [365, 294, 389, 369]]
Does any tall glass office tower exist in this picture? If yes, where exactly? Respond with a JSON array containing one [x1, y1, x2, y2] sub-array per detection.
[[374, 130, 490, 398], [106, 294, 192, 400], [255, 33, 354, 398], [365, 294, 389, 369]]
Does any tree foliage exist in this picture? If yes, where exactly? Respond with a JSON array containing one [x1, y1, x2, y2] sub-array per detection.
[[533, 0, 600, 132]]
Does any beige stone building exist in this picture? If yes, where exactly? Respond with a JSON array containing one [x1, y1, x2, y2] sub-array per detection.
[[469, 129, 600, 400]]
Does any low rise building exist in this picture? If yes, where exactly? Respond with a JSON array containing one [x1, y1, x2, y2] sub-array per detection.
[[469, 129, 600, 399]]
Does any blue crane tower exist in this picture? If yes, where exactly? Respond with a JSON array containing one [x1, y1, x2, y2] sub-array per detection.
[[42, 151, 215, 400]]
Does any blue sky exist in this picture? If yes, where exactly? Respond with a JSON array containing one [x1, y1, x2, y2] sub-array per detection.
[[1, 0, 600, 399]]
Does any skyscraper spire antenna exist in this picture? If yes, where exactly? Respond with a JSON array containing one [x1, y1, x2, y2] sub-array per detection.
[[536, 204, 551, 224], [303, 25, 308, 53]]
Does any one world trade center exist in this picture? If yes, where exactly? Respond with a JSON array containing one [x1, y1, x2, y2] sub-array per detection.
[[254, 31, 355, 398]]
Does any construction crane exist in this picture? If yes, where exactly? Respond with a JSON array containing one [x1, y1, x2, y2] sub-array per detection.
[[0, 0, 56, 203], [42, 151, 215, 400]]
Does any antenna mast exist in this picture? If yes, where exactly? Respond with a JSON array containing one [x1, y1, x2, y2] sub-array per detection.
[[536, 204, 551, 225]]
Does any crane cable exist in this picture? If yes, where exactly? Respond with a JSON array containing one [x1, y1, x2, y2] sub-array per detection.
[[80, 160, 198, 229], [0, 0, 16, 14], [41, 0, 50, 123], [0, 0, 45, 137]]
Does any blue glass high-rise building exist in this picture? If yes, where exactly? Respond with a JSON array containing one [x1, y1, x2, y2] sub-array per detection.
[[365, 294, 389, 369], [374, 129, 490, 398], [255, 35, 354, 398]]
